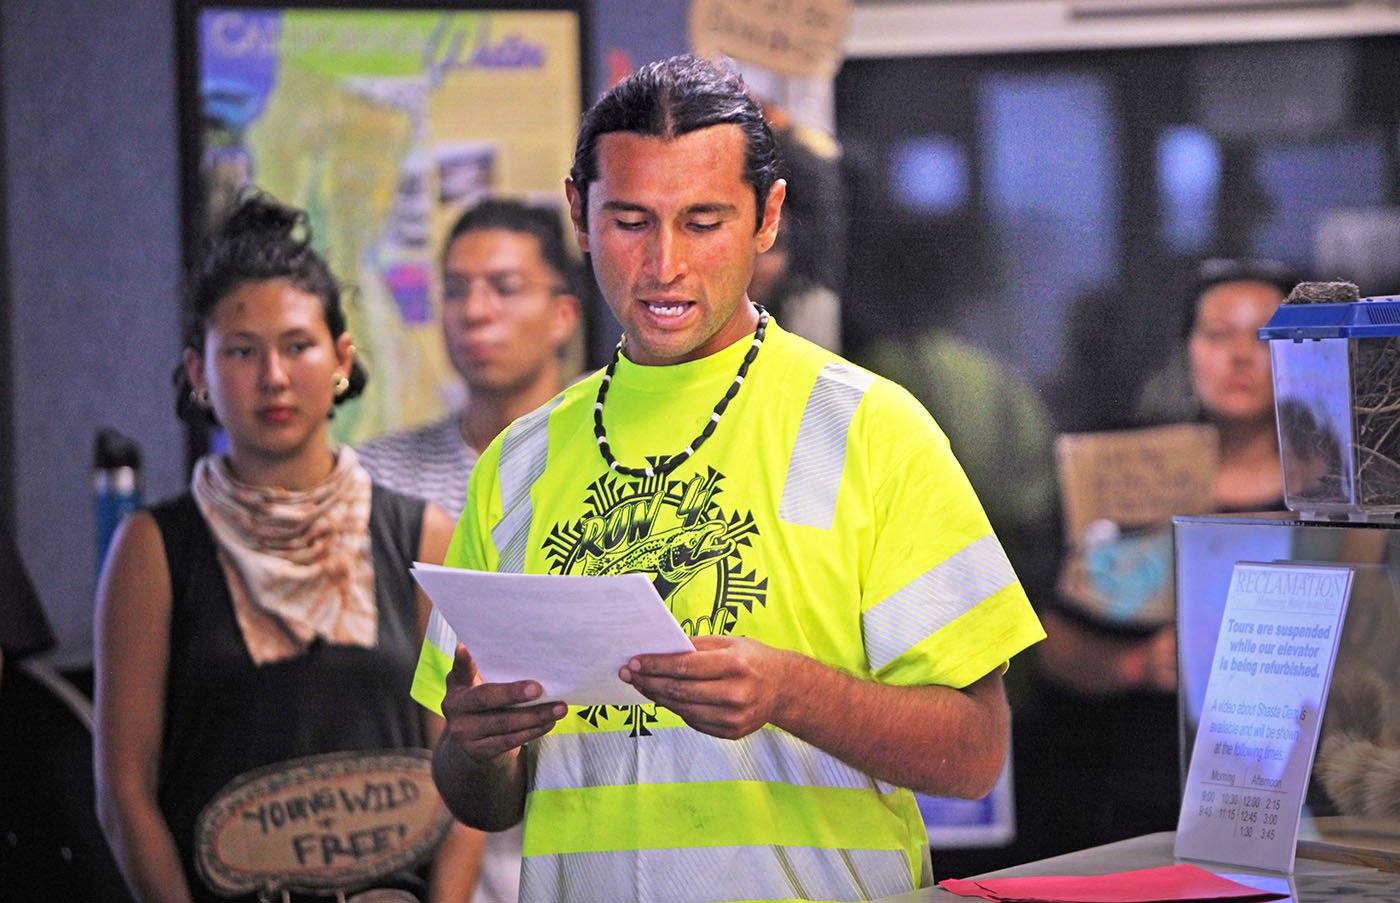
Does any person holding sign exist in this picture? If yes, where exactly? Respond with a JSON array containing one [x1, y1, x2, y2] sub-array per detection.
[[1039, 260, 1295, 698], [1007, 258, 1297, 866], [94, 194, 480, 902], [414, 55, 1045, 902]]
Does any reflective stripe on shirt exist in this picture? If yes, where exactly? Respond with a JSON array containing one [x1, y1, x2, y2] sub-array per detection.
[[779, 362, 875, 530], [423, 606, 457, 660], [532, 724, 896, 796], [863, 533, 1019, 673], [491, 398, 561, 573], [520, 844, 913, 903]]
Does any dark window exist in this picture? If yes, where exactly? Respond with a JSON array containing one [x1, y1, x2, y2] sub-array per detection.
[[837, 36, 1400, 430]]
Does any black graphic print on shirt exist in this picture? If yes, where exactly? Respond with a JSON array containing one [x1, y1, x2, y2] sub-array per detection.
[[541, 464, 768, 735]]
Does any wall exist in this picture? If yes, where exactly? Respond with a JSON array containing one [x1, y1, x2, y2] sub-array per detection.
[[3, 0, 186, 666], [0, 0, 688, 667], [1, 0, 13, 535], [587, 0, 688, 98]]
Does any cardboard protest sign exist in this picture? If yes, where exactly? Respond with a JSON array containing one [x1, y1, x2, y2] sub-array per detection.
[[1056, 422, 1219, 541], [689, 0, 852, 78], [194, 749, 452, 897], [1055, 423, 1219, 629]]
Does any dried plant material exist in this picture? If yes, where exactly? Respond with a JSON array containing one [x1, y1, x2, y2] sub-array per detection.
[[1286, 280, 1360, 305], [1351, 337, 1400, 506]]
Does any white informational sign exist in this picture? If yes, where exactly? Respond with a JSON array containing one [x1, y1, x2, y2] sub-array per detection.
[[1175, 562, 1353, 873]]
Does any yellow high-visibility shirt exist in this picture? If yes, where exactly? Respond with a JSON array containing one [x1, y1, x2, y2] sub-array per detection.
[[413, 321, 1044, 903]]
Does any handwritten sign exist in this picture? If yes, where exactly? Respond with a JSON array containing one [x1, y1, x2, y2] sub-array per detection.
[[1056, 423, 1219, 541], [194, 749, 453, 896], [1175, 563, 1352, 873], [689, 0, 852, 78]]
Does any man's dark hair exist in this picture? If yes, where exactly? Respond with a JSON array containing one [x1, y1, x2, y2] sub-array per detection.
[[569, 54, 780, 231], [174, 190, 366, 425], [443, 197, 580, 297]]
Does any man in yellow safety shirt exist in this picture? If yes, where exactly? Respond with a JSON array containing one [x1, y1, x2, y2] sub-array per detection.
[[412, 54, 1045, 903]]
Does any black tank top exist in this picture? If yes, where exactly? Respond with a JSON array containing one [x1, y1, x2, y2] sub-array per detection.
[[150, 485, 427, 902]]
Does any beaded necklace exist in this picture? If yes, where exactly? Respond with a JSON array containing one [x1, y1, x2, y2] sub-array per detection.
[[593, 305, 768, 479]]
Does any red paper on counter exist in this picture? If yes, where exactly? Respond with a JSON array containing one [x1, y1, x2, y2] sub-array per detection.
[[938, 864, 1288, 902]]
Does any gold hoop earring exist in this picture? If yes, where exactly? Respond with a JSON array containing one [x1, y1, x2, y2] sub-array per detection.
[[333, 373, 350, 397]]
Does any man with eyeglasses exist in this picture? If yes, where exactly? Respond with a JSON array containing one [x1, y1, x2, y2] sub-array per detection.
[[358, 197, 581, 903]]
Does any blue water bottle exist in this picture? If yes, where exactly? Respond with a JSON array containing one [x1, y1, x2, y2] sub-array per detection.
[[94, 428, 142, 572]]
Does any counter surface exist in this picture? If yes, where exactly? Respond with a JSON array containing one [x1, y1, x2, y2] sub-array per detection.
[[882, 831, 1400, 901]]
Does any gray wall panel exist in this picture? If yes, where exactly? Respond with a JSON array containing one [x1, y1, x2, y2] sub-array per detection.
[[3, 0, 184, 664]]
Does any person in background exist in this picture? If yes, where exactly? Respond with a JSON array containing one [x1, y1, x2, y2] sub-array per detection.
[[1136, 256, 1296, 510], [358, 198, 582, 525], [93, 193, 479, 902], [747, 216, 842, 352], [358, 197, 582, 903], [416, 55, 1044, 902], [1010, 257, 1295, 866], [1045, 258, 1294, 700]]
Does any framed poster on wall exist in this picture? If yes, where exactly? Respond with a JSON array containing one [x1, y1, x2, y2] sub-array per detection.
[[175, 1, 587, 451]]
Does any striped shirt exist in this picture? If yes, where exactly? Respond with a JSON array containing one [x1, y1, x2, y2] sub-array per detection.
[[357, 415, 479, 519], [358, 413, 525, 903]]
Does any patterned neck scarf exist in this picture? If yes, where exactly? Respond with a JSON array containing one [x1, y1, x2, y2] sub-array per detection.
[[191, 447, 376, 666]]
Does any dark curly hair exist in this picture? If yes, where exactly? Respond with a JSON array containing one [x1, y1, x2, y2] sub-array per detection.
[[569, 54, 780, 232], [173, 191, 366, 425]]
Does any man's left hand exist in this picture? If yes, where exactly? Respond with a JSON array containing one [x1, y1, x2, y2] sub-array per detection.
[[620, 635, 796, 740], [625, 635, 1010, 797]]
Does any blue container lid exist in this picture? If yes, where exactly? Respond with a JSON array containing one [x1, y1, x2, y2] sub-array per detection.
[[1258, 296, 1400, 340]]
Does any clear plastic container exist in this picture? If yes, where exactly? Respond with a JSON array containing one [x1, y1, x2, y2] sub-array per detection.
[[1260, 295, 1400, 520]]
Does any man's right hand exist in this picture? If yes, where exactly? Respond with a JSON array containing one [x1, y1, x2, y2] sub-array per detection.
[[440, 643, 567, 763]]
